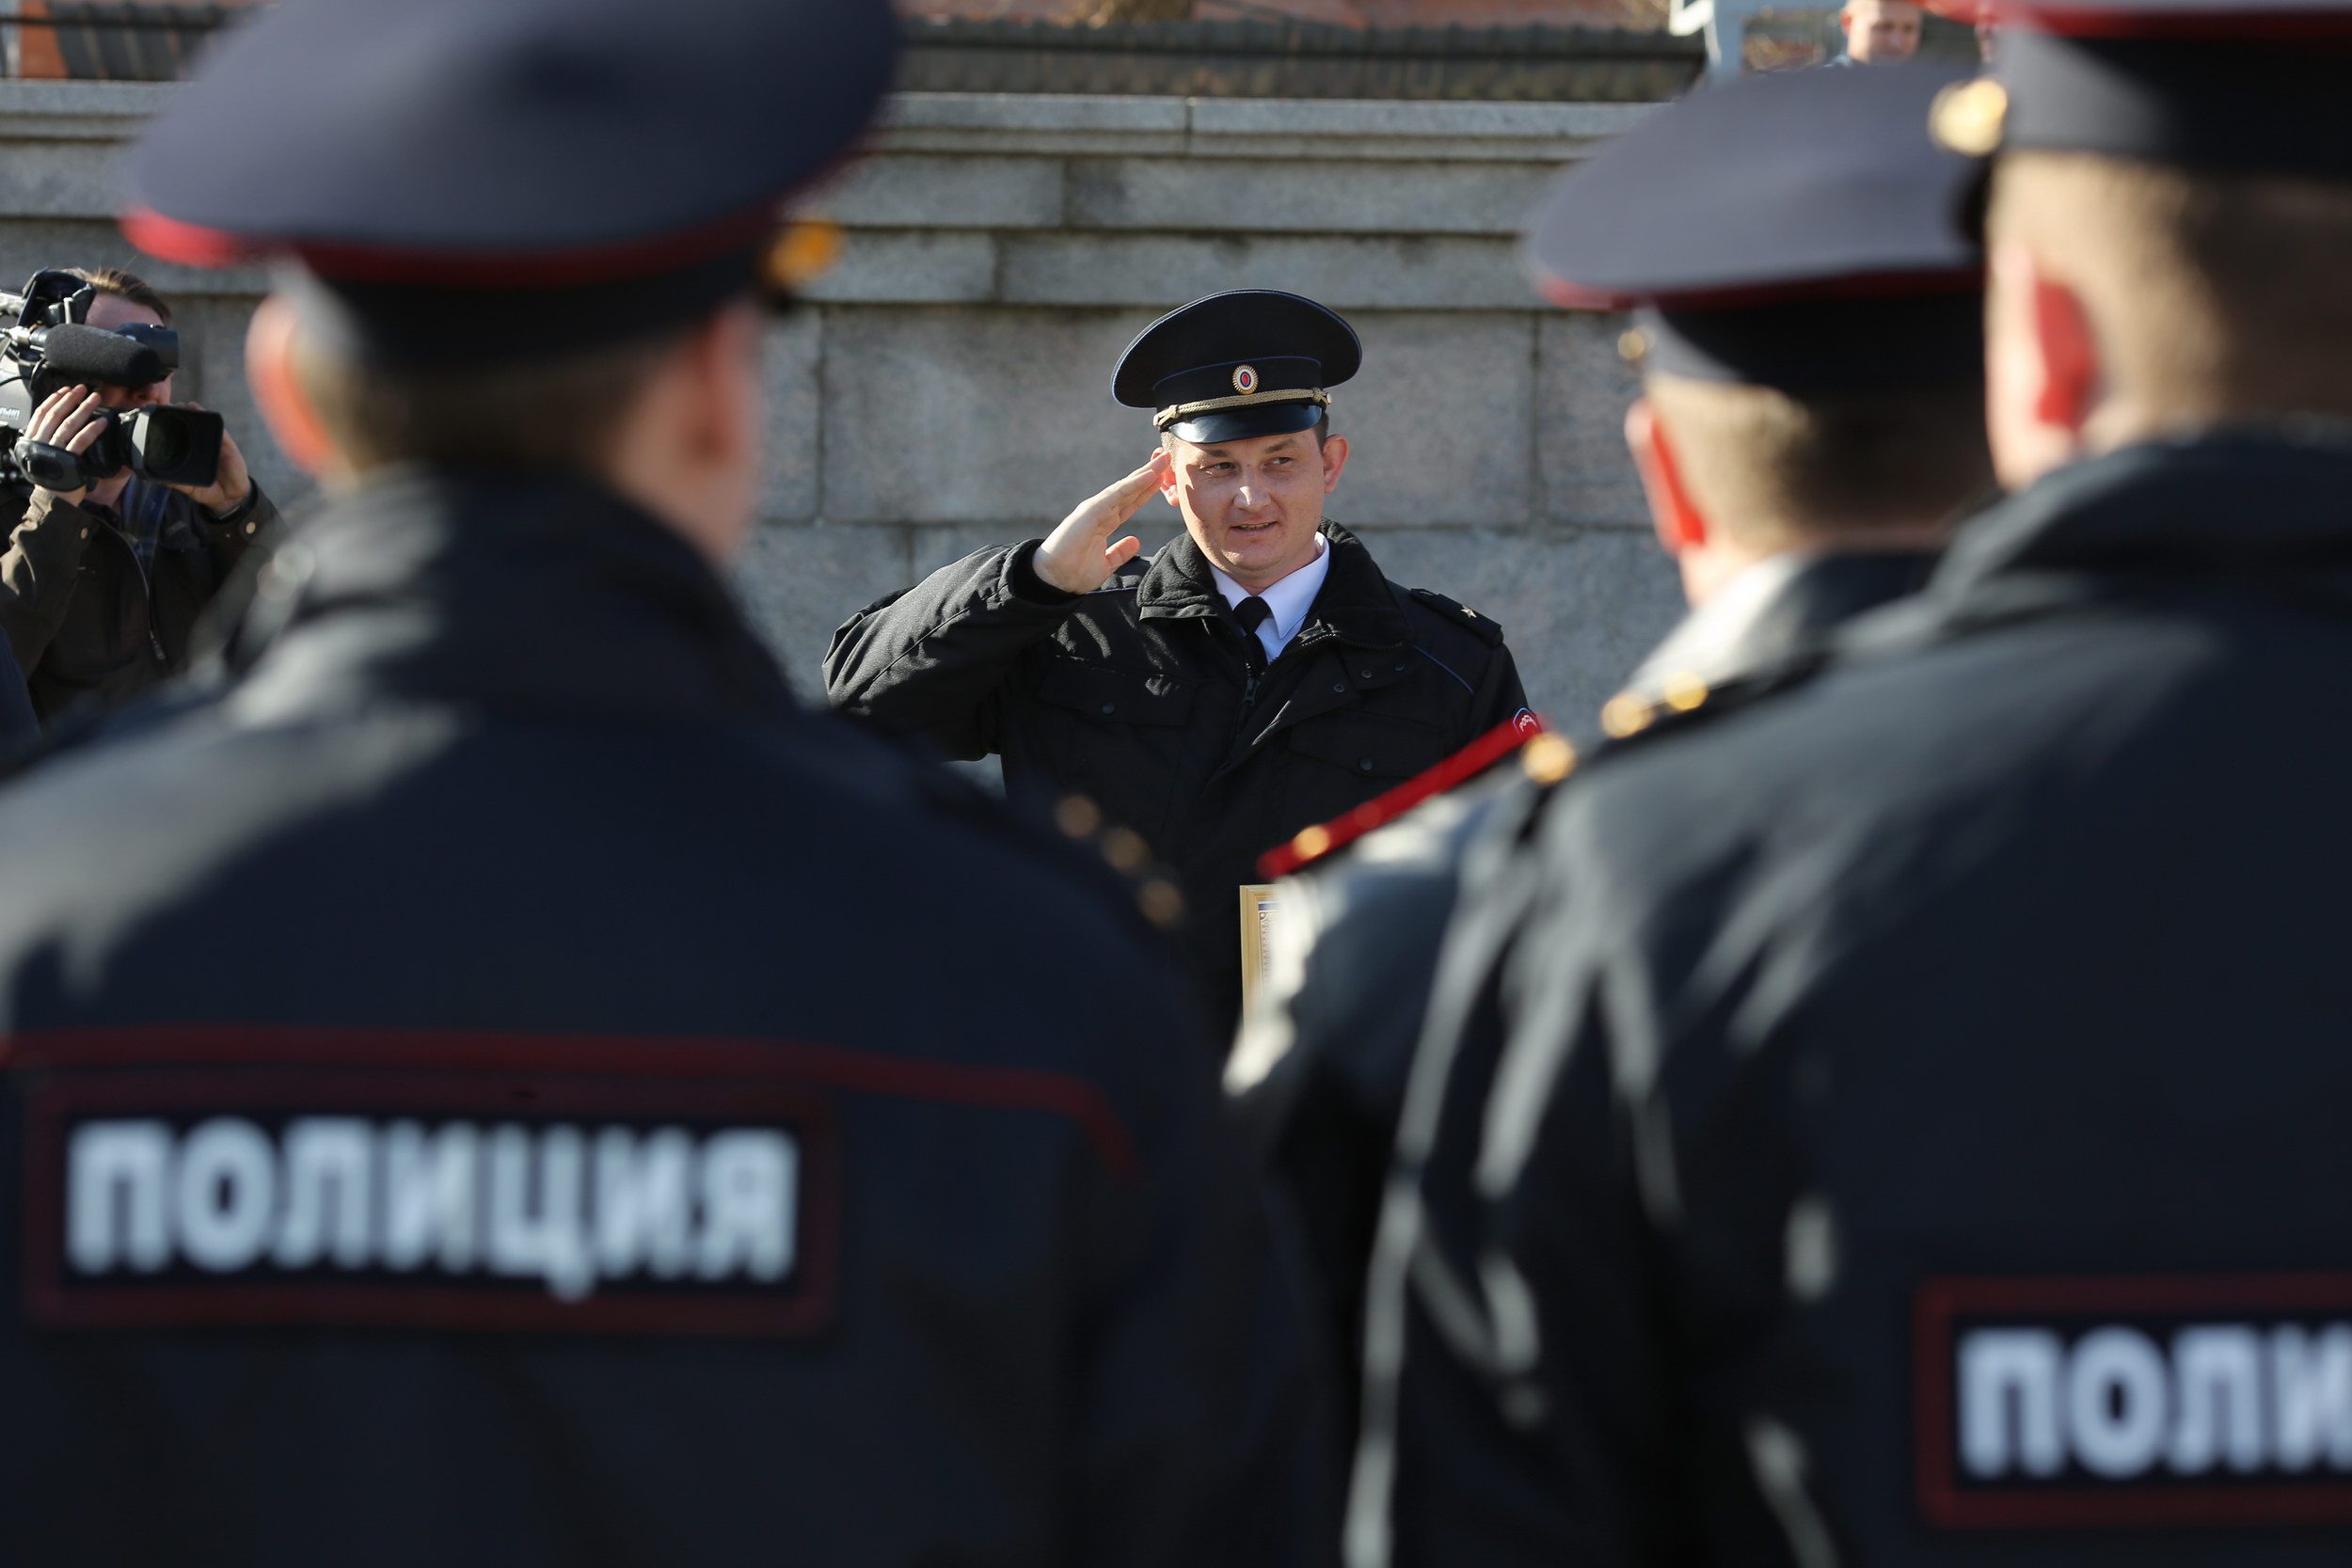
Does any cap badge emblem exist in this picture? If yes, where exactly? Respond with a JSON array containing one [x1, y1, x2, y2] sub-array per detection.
[[1232, 364, 1260, 395]]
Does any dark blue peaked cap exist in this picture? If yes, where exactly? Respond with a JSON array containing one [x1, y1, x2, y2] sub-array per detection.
[[1931, 2, 2352, 181], [1528, 62, 1986, 398], [1113, 291, 1362, 445], [122, 0, 898, 367]]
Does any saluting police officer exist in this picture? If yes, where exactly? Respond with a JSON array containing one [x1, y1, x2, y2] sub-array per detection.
[[1239, 59, 1994, 1435], [0, 2, 1333, 1563], [825, 291, 1530, 1026], [1359, 5, 2352, 1565]]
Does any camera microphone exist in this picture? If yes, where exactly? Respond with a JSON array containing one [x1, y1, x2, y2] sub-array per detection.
[[33, 324, 167, 391], [2, 275, 214, 491]]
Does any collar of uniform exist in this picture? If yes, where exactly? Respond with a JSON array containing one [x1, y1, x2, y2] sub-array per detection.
[[222, 465, 795, 724], [1931, 423, 2352, 601], [1137, 520, 1410, 647], [1209, 534, 1330, 651], [1620, 548, 1935, 708]]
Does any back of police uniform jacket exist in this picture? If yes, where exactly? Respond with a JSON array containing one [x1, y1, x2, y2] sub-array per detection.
[[1371, 430, 2352, 1567], [0, 469, 1330, 1568], [823, 521, 1527, 1023], [1242, 548, 1930, 1431]]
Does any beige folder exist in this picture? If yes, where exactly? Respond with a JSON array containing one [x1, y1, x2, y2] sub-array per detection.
[[1238, 883, 1281, 1017]]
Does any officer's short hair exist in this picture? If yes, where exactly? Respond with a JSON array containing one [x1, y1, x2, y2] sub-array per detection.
[[1989, 150, 2352, 426], [287, 322, 684, 475], [70, 266, 172, 325], [1645, 372, 1992, 548]]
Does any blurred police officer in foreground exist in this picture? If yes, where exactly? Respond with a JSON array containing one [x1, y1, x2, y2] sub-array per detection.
[[824, 291, 1530, 1027], [1358, 4, 2352, 1565], [0, 1, 1331, 1562], [1233, 59, 1993, 1430]]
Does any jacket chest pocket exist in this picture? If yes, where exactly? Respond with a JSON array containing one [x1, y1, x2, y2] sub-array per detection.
[[1030, 660, 1200, 847], [1285, 710, 1448, 785], [1035, 660, 1197, 729]]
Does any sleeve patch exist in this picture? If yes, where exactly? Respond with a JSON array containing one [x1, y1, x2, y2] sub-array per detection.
[[1916, 1273, 2352, 1528], [19, 1047, 842, 1337]]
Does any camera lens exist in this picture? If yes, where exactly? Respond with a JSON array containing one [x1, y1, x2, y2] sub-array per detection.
[[142, 412, 188, 470], [124, 405, 222, 486]]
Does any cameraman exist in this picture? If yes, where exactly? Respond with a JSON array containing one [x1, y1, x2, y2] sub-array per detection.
[[0, 267, 277, 723]]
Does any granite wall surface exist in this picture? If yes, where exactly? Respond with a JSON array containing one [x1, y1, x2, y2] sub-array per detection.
[[0, 83, 1686, 730]]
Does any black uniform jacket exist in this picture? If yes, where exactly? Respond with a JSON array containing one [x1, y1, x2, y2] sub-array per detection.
[[1, 478, 279, 724], [0, 469, 1330, 1568], [1367, 429, 2352, 1568], [824, 522, 1528, 1025], [1236, 549, 1931, 1428]]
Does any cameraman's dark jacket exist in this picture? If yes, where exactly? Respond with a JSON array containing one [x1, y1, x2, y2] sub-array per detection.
[[0, 477, 278, 723]]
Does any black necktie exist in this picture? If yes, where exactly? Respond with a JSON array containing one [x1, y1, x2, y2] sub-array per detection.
[[1233, 595, 1272, 676]]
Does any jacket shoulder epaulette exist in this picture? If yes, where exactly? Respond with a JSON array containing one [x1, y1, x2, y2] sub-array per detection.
[[1595, 656, 1825, 752], [1406, 586, 1504, 647]]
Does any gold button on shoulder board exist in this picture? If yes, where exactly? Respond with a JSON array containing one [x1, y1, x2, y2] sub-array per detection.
[[1931, 78, 2008, 157], [1137, 878, 1185, 928], [1661, 672, 1709, 713], [1600, 693, 1653, 738], [1099, 827, 1151, 875], [1521, 733, 1577, 785], [1055, 796, 1103, 838]]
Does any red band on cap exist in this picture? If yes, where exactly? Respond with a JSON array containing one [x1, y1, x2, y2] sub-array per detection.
[[121, 202, 782, 289], [1538, 267, 1984, 316], [120, 207, 258, 267], [1979, 3, 2352, 38], [1537, 275, 1640, 311]]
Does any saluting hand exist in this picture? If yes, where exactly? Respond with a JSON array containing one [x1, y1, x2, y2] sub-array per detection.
[[1034, 451, 1170, 595]]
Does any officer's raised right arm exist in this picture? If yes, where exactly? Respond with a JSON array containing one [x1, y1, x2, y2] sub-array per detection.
[[820, 452, 1168, 760]]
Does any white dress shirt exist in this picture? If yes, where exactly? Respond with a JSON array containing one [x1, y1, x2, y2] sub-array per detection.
[[1210, 534, 1330, 662]]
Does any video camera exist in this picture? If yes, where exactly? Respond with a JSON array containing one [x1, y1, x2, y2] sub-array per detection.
[[0, 269, 222, 492]]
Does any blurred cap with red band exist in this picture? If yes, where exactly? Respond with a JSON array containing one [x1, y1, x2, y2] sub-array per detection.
[[1526, 62, 1987, 399], [1931, 1, 2352, 181], [117, 0, 898, 367]]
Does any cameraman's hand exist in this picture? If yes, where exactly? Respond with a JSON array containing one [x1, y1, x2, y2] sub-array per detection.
[[1034, 451, 1169, 595], [162, 408, 251, 516], [22, 385, 107, 504]]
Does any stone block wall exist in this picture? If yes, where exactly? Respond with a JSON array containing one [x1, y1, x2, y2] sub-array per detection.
[[0, 83, 1686, 731]]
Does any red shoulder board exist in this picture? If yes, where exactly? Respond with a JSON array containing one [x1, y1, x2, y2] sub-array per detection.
[[1257, 709, 1555, 880]]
